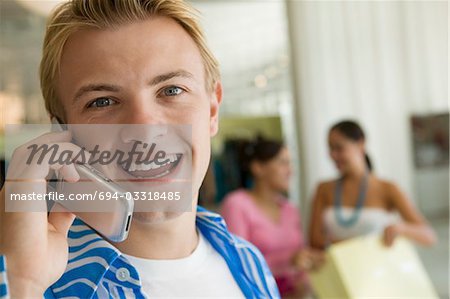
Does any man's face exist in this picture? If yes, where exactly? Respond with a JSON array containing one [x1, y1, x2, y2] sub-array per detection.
[[57, 17, 221, 222]]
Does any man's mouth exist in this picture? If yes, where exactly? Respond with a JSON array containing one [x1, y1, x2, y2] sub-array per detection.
[[121, 153, 183, 179]]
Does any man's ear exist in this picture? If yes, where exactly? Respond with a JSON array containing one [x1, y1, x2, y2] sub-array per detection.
[[210, 81, 223, 136]]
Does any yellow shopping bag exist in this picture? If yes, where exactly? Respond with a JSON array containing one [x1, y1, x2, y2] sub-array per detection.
[[309, 234, 438, 298]]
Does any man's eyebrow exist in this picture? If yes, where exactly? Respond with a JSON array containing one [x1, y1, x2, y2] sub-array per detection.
[[73, 84, 121, 102], [72, 70, 194, 103], [149, 70, 194, 86]]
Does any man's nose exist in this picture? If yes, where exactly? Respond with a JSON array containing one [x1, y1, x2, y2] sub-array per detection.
[[119, 102, 168, 143], [120, 125, 168, 144]]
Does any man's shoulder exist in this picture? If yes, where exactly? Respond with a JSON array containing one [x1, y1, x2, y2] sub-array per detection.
[[47, 218, 122, 298]]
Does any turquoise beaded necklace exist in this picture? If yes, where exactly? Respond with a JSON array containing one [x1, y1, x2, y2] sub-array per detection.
[[334, 169, 369, 227]]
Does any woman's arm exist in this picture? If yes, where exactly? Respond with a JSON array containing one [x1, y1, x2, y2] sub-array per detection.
[[384, 182, 437, 247], [309, 183, 328, 250]]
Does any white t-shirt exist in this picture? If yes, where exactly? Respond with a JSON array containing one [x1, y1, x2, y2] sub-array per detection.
[[122, 231, 245, 298]]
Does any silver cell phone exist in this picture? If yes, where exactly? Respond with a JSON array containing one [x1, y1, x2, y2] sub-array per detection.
[[49, 118, 133, 242]]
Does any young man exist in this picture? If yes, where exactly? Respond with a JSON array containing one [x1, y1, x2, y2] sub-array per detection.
[[0, 0, 279, 298]]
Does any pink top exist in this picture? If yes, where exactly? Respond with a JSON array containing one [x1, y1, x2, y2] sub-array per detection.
[[221, 189, 305, 295]]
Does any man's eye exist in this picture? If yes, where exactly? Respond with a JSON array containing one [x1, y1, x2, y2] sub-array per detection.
[[162, 86, 184, 97], [87, 97, 117, 108]]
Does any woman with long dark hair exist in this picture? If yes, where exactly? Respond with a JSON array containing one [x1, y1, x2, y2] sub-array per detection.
[[309, 120, 436, 249], [221, 136, 323, 298]]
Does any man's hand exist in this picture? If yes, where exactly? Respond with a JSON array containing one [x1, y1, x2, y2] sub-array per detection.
[[0, 131, 82, 297]]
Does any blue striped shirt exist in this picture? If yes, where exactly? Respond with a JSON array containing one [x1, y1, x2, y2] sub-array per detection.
[[0, 206, 280, 298]]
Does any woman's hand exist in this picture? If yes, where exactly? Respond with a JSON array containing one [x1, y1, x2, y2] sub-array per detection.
[[382, 224, 402, 247], [293, 248, 326, 272], [383, 221, 436, 247]]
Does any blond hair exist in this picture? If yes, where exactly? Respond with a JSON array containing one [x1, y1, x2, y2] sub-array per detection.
[[40, 0, 220, 121]]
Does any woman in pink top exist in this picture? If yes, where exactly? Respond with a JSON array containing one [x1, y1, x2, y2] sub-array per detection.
[[221, 137, 323, 298]]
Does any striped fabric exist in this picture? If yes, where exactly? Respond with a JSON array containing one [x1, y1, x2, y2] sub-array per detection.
[[1, 206, 280, 299], [0, 255, 7, 299]]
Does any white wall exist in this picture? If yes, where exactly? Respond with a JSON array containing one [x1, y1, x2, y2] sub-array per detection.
[[286, 1, 448, 217]]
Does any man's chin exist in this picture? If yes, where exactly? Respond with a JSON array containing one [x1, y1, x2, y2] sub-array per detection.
[[132, 211, 183, 224]]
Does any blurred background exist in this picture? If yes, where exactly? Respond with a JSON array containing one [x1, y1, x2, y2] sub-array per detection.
[[0, 0, 448, 297]]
